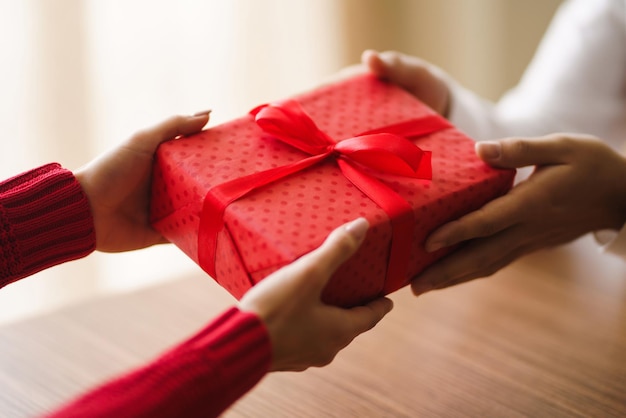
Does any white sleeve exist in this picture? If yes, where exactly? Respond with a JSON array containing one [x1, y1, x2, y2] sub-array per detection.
[[446, 0, 626, 261], [448, 0, 626, 149]]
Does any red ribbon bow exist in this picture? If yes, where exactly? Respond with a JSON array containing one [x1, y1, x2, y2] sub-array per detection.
[[198, 99, 451, 294]]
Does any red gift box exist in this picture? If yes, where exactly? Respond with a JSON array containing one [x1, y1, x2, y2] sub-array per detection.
[[150, 74, 514, 307]]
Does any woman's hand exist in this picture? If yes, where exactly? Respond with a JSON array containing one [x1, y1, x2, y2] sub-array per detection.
[[362, 49, 451, 117], [75, 112, 210, 252], [411, 134, 626, 294], [239, 218, 393, 372]]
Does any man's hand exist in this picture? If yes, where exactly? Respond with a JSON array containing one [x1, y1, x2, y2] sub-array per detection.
[[412, 134, 626, 294]]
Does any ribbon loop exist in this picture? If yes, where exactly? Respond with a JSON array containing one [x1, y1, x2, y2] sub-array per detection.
[[335, 134, 430, 177], [252, 100, 335, 155]]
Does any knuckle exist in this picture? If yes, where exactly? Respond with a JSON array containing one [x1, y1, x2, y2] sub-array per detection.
[[472, 214, 498, 237], [310, 347, 338, 368], [129, 128, 149, 145], [453, 208, 499, 240], [380, 50, 402, 63], [476, 264, 500, 279], [556, 135, 577, 151], [468, 254, 491, 277], [317, 352, 337, 367], [297, 262, 325, 283], [168, 114, 187, 126], [549, 134, 600, 160], [476, 255, 515, 279], [331, 232, 359, 257], [359, 317, 378, 333], [508, 138, 532, 158], [431, 264, 455, 288]]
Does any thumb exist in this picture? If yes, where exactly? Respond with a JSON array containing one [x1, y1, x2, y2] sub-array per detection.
[[476, 136, 571, 169], [128, 111, 211, 154], [299, 217, 370, 293], [344, 297, 394, 335]]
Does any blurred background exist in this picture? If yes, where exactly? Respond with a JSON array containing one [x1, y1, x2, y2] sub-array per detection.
[[0, 0, 562, 323]]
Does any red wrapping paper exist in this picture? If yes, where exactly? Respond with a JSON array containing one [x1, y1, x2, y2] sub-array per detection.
[[150, 74, 514, 307]]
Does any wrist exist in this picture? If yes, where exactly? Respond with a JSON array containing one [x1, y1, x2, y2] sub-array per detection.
[[0, 164, 96, 284]]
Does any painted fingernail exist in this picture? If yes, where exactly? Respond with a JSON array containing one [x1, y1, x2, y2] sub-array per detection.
[[193, 109, 212, 117], [345, 217, 369, 242], [476, 141, 501, 160]]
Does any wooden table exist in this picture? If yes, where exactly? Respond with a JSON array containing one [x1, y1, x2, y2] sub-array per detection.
[[0, 235, 625, 417]]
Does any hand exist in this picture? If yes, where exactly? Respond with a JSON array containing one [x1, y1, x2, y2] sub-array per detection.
[[411, 134, 626, 294], [75, 112, 211, 252], [361, 49, 451, 117], [239, 218, 393, 372]]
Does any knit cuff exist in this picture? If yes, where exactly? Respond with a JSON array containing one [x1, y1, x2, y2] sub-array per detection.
[[44, 307, 272, 418], [0, 163, 96, 287], [171, 307, 272, 414]]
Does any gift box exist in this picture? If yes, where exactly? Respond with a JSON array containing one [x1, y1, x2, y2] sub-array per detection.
[[150, 74, 514, 307]]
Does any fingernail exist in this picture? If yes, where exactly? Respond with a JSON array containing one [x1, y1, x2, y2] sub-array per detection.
[[362, 49, 377, 60], [476, 141, 501, 160], [193, 109, 212, 117], [426, 240, 445, 253], [411, 280, 433, 296], [383, 298, 394, 313], [345, 217, 369, 242]]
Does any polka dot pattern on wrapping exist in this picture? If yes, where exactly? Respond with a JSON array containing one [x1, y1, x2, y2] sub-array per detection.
[[150, 74, 515, 307]]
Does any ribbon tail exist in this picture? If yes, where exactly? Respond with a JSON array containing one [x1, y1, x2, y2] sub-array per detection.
[[337, 159, 414, 294], [198, 153, 330, 278]]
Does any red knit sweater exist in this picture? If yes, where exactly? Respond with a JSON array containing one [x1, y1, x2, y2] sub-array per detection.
[[0, 164, 272, 417]]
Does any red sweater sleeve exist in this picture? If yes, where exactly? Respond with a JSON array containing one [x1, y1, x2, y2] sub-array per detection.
[[45, 307, 272, 418], [0, 165, 273, 416], [0, 163, 96, 286]]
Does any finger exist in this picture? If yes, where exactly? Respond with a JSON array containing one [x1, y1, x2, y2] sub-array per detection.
[[361, 50, 429, 93], [129, 112, 211, 154], [344, 297, 394, 335], [297, 218, 369, 291], [361, 50, 418, 89], [361, 49, 386, 77], [432, 239, 534, 292], [413, 226, 529, 295], [476, 135, 574, 169], [425, 186, 529, 252]]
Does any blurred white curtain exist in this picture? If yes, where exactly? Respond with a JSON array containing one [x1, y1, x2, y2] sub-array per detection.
[[0, 0, 562, 323], [0, 0, 346, 323]]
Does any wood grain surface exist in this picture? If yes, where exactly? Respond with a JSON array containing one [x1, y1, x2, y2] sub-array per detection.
[[0, 235, 624, 417]]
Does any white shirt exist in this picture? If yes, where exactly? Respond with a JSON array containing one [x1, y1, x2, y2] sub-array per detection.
[[446, 0, 626, 259]]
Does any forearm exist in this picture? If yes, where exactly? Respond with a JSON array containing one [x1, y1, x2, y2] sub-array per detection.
[[447, 81, 567, 141], [44, 307, 272, 418], [0, 163, 95, 287]]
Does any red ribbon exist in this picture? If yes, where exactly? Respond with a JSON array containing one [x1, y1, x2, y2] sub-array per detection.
[[198, 99, 451, 294]]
